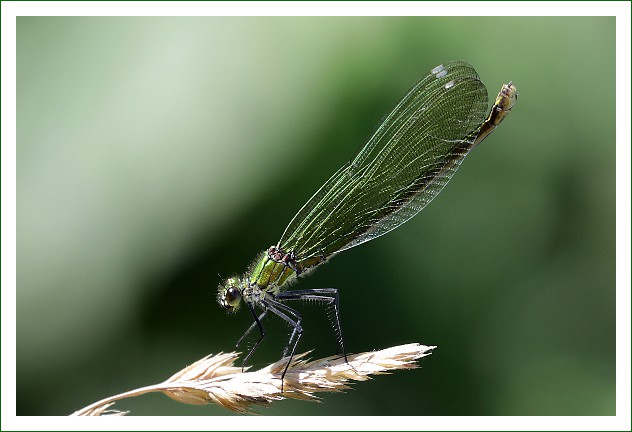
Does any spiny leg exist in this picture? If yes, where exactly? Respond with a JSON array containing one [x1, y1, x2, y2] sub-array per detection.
[[277, 295, 333, 359], [283, 320, 300, 359], [277, 289, 356, 376], [264, 299, 303, 393], [269, 299, 304, 359], [240, 303, 266, 372], [276, 288, 348, 362]]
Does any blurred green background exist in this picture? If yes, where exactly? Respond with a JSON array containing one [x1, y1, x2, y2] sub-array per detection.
[[17, 17, 615, 416]]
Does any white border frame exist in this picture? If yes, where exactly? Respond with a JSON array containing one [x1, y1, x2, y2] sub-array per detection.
[[2, 2, 630, 430]]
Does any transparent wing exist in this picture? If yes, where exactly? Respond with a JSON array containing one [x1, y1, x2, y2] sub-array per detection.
[[278, 61, 489, 260]]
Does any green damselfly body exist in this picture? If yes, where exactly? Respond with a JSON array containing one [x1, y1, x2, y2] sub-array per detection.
[[217, 60, 517, 390]]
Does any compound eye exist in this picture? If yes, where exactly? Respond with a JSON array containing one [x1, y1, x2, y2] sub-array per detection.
[[225, 286, 241, 307]]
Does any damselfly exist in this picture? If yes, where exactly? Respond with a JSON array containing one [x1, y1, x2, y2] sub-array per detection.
[[217, 60, 517, 390]]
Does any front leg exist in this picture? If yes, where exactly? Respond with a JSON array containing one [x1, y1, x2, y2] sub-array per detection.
[[240, 303, 266, 371], [237, 309, 267, 348]]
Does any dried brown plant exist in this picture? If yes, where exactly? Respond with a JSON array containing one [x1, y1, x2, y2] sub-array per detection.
[[72, 343, 435, 416]]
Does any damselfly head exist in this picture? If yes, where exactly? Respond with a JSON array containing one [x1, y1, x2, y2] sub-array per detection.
[[217, 277, 243, 313]]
